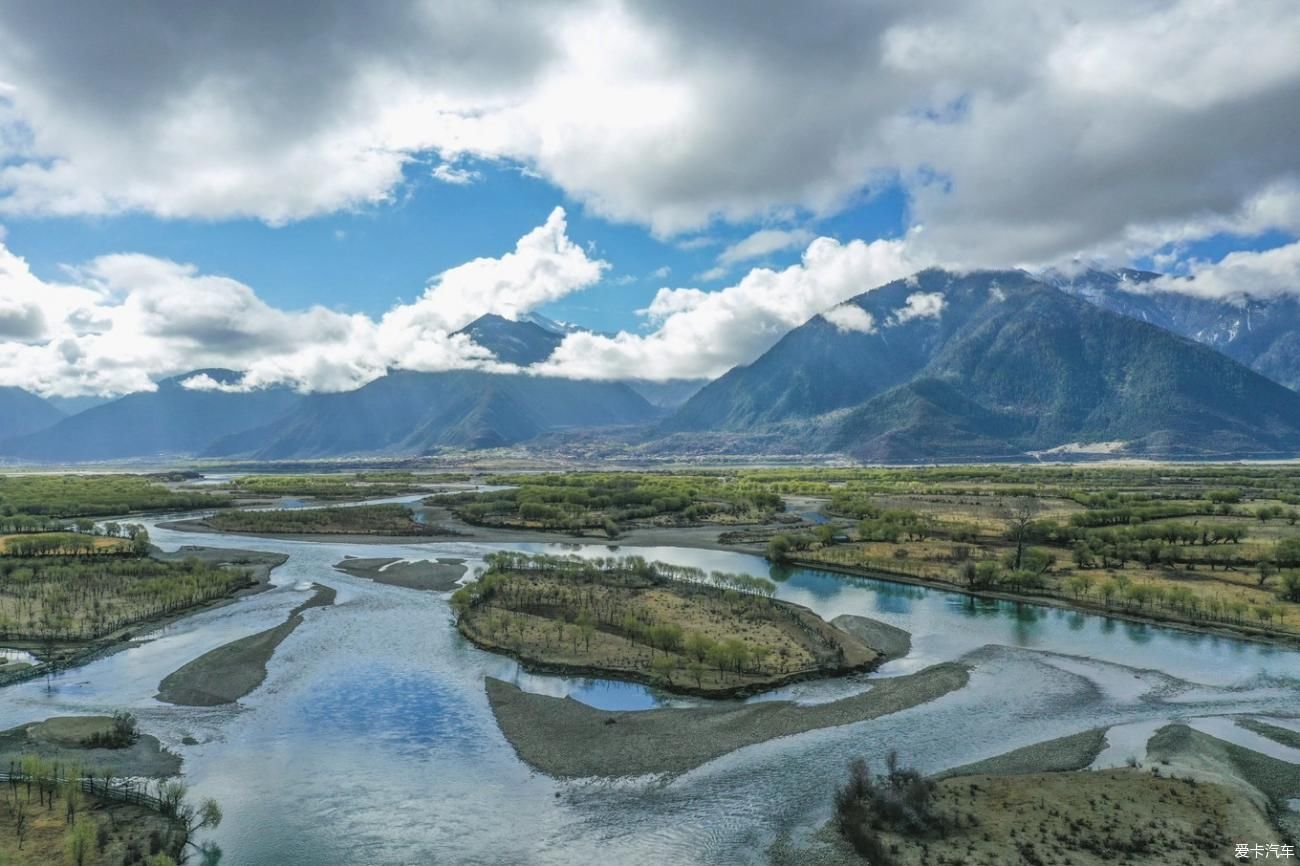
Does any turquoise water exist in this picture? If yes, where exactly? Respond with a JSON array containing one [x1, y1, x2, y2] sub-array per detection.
[[0, 523, 1296, 864]]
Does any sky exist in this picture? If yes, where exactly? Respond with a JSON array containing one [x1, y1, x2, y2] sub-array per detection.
[[1, 0, 1299, 397]]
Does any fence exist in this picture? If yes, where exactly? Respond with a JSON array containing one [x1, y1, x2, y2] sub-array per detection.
[[0, 770, 167, 811]]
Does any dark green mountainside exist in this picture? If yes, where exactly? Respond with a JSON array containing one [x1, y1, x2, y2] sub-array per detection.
[[663, 270, 1300, 460], [1049, 268, 1300, 392]]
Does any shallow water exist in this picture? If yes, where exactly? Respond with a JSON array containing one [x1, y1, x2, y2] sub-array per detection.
[[1, 522, 1297, 865]]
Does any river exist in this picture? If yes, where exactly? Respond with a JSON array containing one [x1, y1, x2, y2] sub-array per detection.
[[1, 516, 1297, 865]]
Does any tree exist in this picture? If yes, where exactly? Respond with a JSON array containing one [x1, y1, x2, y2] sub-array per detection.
[[973, 561, 1001, 589], [155, 780, 222, 859], [684, 632, 714, 663], [575, 609, 596, 652], [687, 660, 706, 688], [65, 819, 96, 866], [766, 534, 793, 563], [1280, 571, 1300, 603], [1258, 558, 1277, 588], [651, 654, 678, 684], [1003, 497, 1040, 572], [1276, 537, 1300, 568]]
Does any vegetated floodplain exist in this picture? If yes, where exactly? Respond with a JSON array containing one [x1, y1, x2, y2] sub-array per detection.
[[811, 752, 1276, 866], [445, 465, 1300, 641], [0, 539, 257, 645], [767, 466, 1300, 642], [452, 552, 877, 696], [0, 717, 222, 866], [441, 472, 786, 536], [224, 471, 465, 500], [0, 473, 228, 522], [204, 503, 452, 536]]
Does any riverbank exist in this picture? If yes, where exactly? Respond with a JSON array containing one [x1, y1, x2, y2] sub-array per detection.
[[155, 582, 335, 706], [788, 556, 1300, 652], [935, 727, 1108, 777], [334, 556, 467, 591], [0, 715, 181, 777], [771, 722, 1285, 866], [485, 661, 969, 778], [161, 506, 775, 554], [0, 546, 288, 688], [156, 509, 1300, 652], [829, 615, 911, 661]]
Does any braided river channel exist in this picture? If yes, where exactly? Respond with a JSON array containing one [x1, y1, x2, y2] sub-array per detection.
[[2, 508, 1298, 864]]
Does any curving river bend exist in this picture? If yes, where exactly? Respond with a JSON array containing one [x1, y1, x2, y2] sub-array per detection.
[[1, 513, 1298, 865]]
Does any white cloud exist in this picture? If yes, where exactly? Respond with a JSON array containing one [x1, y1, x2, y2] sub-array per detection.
[[890, 291, 946, 325], [1147, 241, 1300, 302], [0, 1, 1294, 265], [431, 162, 481, 185], [535, 234, 922, 381], [696, 266, 729, 282], [822, 304, 877, 334], [0, 207, 604, 396], [650, 265, 672, 279], [717, 228, 814, 266], [639, 287, 708, 322], [380, 206, 606, 333]]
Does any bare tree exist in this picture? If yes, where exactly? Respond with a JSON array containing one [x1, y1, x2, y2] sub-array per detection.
[[1003, 497, 1040, 572]]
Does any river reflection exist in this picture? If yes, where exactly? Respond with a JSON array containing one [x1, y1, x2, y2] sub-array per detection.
[[0, 524, 1295, 865]]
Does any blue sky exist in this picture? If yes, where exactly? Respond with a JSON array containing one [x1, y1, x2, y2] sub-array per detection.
[[1, 161, 911, 334], [1, 1, 1297, 396]]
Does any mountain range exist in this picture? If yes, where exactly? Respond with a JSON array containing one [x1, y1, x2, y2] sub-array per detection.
[[3, 272, 1300, 463], [0, 371, 302, 462], [1048, 268, 1300, 391], [201, 369, 656, 458], [664, 270, 1300, 460]]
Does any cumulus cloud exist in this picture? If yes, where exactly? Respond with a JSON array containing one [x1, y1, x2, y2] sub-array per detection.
[[717, 228, 814, 266], [890, 291, 946, 325], [822, 304, 877, 334], [381, 206, 606, 333], [0, 1, 1295, 264], [0, 207, 605, 396], [1148, 241, 1300, 302], [534, 235, 922, 381]]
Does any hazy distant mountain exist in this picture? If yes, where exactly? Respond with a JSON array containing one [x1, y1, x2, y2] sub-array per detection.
[[624, 379, 710, 409], [44, 394, 114, 416], [203, 369, 659, 458], [0, 370, 302, 462], [664, 269, 1300, 460], [1049, 268, 1300, 391], [455, 313, 565, 366], [0, 387, 65, 441]]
